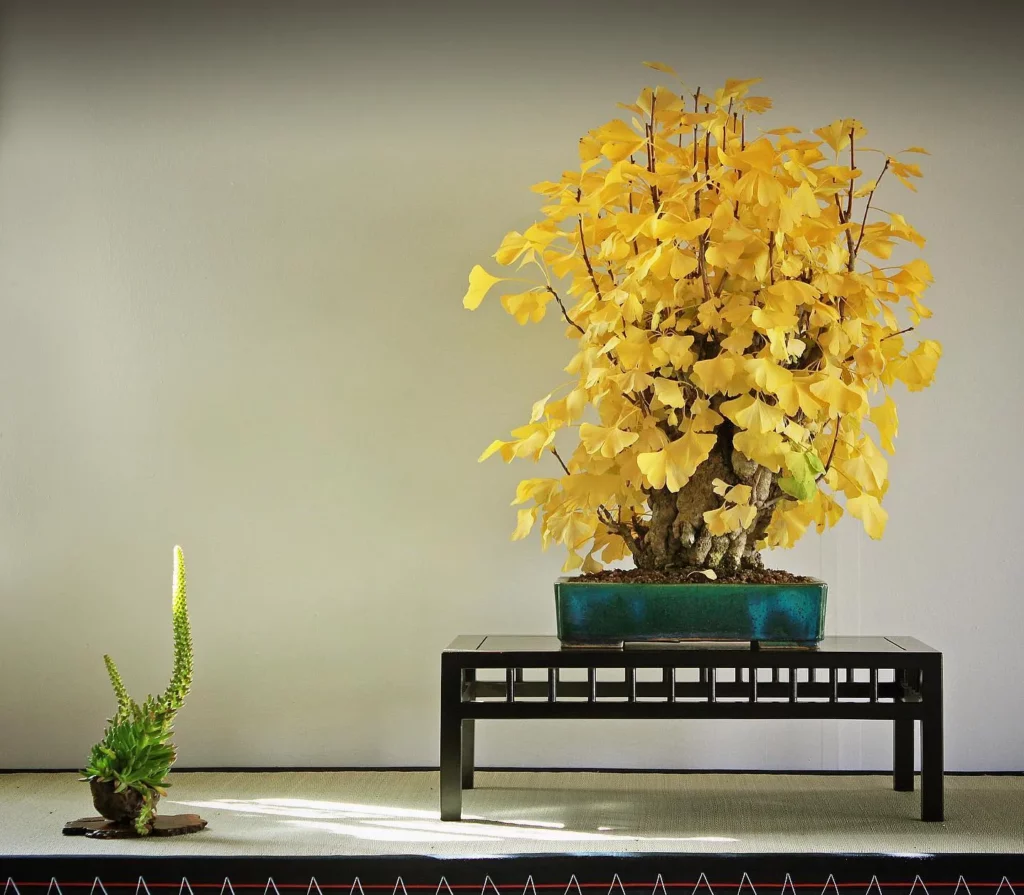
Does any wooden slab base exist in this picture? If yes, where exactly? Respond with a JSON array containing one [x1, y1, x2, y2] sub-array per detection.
[[63, 814, 208, 839]]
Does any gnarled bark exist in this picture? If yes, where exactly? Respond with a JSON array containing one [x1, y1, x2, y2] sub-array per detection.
[[632, 429, 778, 572]]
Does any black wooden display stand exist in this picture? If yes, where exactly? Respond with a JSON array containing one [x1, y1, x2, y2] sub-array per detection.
[[440, 635, 943, 822]]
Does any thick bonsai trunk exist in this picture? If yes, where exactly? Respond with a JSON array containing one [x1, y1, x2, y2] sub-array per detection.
[[633, 429, 777, 572]]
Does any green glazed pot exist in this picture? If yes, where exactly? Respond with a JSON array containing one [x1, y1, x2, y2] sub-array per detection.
[[555, 577, 827, 646]]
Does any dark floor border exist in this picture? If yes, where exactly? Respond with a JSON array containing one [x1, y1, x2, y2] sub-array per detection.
[[1, 853, 1022, 892], [2, 768, 1021, 776]]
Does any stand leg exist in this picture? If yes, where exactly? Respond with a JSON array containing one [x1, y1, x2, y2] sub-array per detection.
[[440, 656, 464, 821], [462, 719, 475, 790], [893, 717, 914, 792], [921, 658, 944, 821]]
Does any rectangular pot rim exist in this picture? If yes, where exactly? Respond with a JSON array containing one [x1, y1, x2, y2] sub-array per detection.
[[556, 575, 827, 588]]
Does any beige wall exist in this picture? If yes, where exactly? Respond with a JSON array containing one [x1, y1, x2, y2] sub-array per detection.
[[1, 0, 1022, 770]]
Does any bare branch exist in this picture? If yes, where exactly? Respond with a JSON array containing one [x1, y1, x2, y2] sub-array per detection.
[[853, 158, 891, 260], [550, 446, 571, 475], [882, 325, 913, 340], [577, 215, 605, 302], [546, 286, 585, 335]]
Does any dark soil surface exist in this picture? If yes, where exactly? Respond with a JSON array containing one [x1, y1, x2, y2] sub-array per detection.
[[579, 567, 814, 585]]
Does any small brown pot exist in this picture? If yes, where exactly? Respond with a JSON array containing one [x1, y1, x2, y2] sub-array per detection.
[[90, 779, 159, 826]]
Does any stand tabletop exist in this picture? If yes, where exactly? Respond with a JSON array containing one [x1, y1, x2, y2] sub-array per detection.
[[445, 635, 939, 655]]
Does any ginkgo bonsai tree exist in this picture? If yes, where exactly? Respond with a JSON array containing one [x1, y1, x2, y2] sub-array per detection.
[[464, 65, 939, 577]]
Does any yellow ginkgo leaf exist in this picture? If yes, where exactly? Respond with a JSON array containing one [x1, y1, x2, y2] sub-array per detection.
[[530, 392, 553, 423], [705, 240, 747, 269], [669, 249, 700, 279], [734, 428, 786, 473], [643, 61, 677, 75], [512, 478, 560, 507], [616, 211, 656, 241], [463, 264, 505, 310], [653, 217, 712, 242], [765, 503, 812, 548], [692, 353, 745, 395], [895, 340, 942, 392], [704, 503, 758, 536], [658, 334, 697, 370], [637, 427, 717, 492], [654, 378, 687, 408], [562, 551, 584, 573], [809, 376, 868, 418], [689, 398, 725, 433], [512, 507, 538, 541], [870, 395, 899, 453], [725, 483, 753, 505], [743, 96, 773, 114], [839, 438, 888, 494], [722, 77, 762, 99], [721, 394, 785, 434], [508, 421, 559, 460], [847, 493, 888, 539], [478, 438, 513, 463], [494, 231, 529, 265], [703, 505, 735, 536], [746, 356, 794, 396], [579, 422, 640, 459], [547, 509, 599, 549]]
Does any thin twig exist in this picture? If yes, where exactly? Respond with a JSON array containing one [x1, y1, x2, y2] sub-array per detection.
[[647, 91, 660, 208], [853, 158, 890, 260], [546, 286, 585, 335], [550, 446, 571, 475], [882, 325, 913, 340], [692, 87, 701, 217], [846, 127, 856, 222], [578, 216, 604, 301], [825, 416, 843, 472]]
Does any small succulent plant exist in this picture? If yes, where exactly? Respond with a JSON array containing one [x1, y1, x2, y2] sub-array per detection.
[[82, 546, 193, 835]]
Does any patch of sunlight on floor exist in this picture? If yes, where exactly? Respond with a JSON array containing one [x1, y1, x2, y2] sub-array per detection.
[[167, 797, 739, 845]]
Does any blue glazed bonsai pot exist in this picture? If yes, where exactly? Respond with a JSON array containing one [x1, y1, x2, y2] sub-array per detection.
[[554, 577, 827, 646]]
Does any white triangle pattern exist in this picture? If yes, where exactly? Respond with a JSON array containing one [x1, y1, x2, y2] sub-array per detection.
[[909, 876, 930, 895], [691, 873, 715, 895], [608, 874, 627, 895], [22, 872, 1024, 895], [2, 881, 19, 895]]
